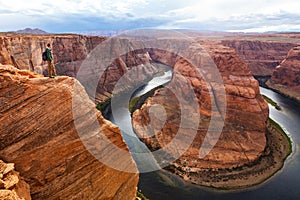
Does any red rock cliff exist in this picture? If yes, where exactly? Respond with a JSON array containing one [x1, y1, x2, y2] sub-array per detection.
[[267, 46, 300, 101], [0, 33, 105, 76], [132, 42, 269, 171], [0, 65, 138, 199], [0, 33, 279, 190], [0, 34, 164, 103], [221, 40, 297, 76]]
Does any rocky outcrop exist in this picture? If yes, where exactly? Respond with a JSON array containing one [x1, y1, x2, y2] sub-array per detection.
[[221, 40, 297, 76], [0, 160, 31, 200], [0, 65, 138, 199], [132, 42, 269, 172], [267, 46, 300, 101]]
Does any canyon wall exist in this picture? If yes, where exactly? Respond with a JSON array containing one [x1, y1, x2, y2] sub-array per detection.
[[132, 42, 269, 171], [0, 33, 105, 76], [0, 33, 286, 189], [0, 65, 138, 199], [1, 33, 298, 79], [221, 40, 297, 76], [0, 32, 270, 174], [267, 46, 300, 101], [2, 33, 299, 102], [0, 33, 165, 102]]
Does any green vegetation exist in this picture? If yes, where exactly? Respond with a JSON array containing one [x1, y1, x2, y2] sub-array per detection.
[[96, 65, 172, 114], [137, 190, 148, 200], [96, 98, 111, 112], [262, 95, 281, 110], [268, 118, 282, 131], [268, 118, 293, 155], [128, 85, 165, 114], [267, 87, 300, 104], [129, 96, 141, 113]]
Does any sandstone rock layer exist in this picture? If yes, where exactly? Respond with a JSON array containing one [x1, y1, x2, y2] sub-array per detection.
[[267, 46, 300, 101], [132, 42, 269, 171], [222, 40, 297, 76], [0, 33, 105, 76], [0, 160, 31, 200], [0, 65, 138, 199]]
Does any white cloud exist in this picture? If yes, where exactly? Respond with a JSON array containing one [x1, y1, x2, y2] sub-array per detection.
[[229, 24, 300, 33], [0, 0, 300, 32]]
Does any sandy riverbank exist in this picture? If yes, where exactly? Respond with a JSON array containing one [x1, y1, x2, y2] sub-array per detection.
[[164, 118, 292, 189]]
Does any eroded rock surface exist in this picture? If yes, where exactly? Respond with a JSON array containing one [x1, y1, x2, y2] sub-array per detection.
[[0, 34, 167, 103], [222, 40, 297, 76], [267, 46, 300, 101], [0, 160, 31, 200], [0, 65, 138, 199], [132, 42, 269, 172], [0, 33, 105, 76]]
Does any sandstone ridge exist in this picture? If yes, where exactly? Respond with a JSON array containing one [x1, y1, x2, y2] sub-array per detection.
[[0, 65, 138, 199]]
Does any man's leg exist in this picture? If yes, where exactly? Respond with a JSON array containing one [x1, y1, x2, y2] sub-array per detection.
[[48, 61, 57, 77], [47, 61, 52, 77], [51, 63, 57, 76]]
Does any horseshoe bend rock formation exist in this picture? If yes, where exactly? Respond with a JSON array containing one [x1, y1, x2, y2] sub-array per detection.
[[0, 65, 138, 199], [132, 42, 269, 185], [267, 46, 300, 102]]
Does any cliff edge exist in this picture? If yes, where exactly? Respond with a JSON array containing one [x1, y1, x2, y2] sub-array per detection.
[[0, 65, 138, 199]]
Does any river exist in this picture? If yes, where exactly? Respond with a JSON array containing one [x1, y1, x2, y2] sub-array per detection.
[[109, 70, 300, 199]]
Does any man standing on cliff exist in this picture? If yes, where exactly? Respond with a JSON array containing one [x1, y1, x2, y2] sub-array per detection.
[[46, 43, 57, 78]]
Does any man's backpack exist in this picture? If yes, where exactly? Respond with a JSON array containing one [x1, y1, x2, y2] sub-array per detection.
[[42, 51, 48, 61]]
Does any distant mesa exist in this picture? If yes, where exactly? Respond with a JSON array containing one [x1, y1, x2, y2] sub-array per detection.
[[14, 28, 48, 34]]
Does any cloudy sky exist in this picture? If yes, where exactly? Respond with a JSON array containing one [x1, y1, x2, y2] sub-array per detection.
[[1, 0, 300, 33]]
